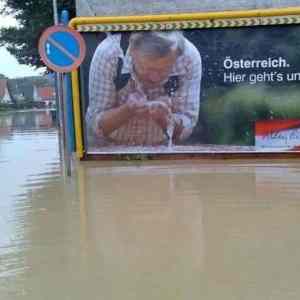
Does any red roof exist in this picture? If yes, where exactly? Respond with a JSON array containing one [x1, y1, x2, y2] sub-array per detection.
[[0, 79, 8, 99], [37, 86, 55, 101]]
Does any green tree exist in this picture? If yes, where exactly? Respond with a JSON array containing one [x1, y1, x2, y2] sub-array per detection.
[[0, 0, 75, 68]]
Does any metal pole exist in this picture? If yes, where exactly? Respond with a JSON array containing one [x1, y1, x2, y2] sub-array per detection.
[[52, 1, 71, 176], [52, 0, 59, 24], [61, 10, 76, 154], [60, 9, 73, 177], [61, 73, 72, 177]]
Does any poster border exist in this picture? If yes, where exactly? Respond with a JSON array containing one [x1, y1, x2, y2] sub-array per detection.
[[69, 6, 300, 159]]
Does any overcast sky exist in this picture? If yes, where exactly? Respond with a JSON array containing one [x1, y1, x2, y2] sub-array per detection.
[[0, 6, 43, 78]]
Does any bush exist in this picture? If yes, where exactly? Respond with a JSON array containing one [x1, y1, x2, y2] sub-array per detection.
[[195, 83, 300, 145]]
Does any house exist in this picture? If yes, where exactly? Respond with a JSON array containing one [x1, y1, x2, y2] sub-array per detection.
[[0, 79, 12, 104], [37, 86, 56, 107], [33, 86, 56, 107]]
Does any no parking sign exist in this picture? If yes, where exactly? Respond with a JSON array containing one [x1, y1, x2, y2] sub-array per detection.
[[39, 25, 86, 73]]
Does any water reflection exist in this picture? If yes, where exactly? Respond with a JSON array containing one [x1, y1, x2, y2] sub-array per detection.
[[1, 110, 300, 299], [0, 110, 54, 132], [77, 163, 206, 299], [74, 160, 300, 300], [0, 110, 60, 289]]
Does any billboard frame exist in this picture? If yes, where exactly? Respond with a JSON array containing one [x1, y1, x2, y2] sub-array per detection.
[[69, 6, 300, 159]]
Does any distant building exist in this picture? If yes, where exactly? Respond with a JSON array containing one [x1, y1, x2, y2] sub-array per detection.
[[0, 79, 12, 104], [33, 86, 56, 107]]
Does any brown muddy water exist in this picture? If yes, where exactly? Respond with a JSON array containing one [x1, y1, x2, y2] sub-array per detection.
[[1, 110, 300, 300]]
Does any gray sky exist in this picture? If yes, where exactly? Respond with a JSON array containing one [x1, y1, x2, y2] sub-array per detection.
[[0, 7, 43, 78]]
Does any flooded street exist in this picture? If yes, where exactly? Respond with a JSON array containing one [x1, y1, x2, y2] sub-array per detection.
[[1, 110, 300, 299]]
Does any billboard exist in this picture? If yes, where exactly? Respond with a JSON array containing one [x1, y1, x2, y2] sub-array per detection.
[[72, 12, 300, 157]]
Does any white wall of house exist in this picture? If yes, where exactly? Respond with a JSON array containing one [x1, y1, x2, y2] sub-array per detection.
[[1, 87, 12, 104], [33, 85, 40, 102]]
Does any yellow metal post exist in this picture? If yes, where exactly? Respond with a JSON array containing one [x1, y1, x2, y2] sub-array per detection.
[[71, 70, 84, 159]]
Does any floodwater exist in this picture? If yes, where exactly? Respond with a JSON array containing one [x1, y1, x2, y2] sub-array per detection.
[[1, 110, 300, 300]]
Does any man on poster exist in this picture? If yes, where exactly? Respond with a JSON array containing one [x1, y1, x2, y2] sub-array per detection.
[[86, 30, 202, 147]]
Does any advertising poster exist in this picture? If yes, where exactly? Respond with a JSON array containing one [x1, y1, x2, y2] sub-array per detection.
[[79, 25, 300, 155]]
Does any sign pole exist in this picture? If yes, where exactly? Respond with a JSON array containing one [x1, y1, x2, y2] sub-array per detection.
[[52, 0, 59, 24], [60, 71, 72, 176], [52, 0, 71, 176], [39, 20, 86, 174], [61, 10, 73, 177]]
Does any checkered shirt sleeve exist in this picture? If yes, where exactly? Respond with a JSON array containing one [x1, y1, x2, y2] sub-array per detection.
[[86, 37, 120, 134], [173, 40, 202, 140]]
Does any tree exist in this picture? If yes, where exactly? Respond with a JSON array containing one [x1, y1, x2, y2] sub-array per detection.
[[0, 0, 75, 68]]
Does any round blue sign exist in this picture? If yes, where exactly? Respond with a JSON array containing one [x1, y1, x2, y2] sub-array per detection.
[[39, 25, 86, 73]]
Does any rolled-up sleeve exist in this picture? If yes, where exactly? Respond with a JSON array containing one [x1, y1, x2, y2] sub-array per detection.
[[86, 39, 119, 135], [173, 42, 202, 141]]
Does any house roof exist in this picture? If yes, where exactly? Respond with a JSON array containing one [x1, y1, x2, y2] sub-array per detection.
[[37, 86, 55, 100], [0, 79, 8, 99]]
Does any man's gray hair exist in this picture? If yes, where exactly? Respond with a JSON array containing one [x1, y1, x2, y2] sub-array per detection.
[[129, 31, 185, 58]]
